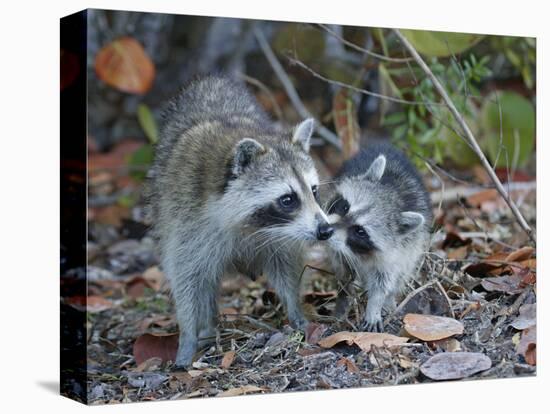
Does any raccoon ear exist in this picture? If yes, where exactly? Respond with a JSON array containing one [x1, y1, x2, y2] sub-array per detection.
[[291, 118, 314, 152], [233, 138, 266, 176], [360, 154, 386, 181], [399, 211, 425, 234]]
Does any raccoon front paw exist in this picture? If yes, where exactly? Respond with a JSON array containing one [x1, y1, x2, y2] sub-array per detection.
[[289, 315, 309, 331], [361, 316, 384, 333], [174, 337, 198, 369]]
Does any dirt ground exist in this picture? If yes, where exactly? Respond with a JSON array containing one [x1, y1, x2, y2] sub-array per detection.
[[72, 163, 536, 404]]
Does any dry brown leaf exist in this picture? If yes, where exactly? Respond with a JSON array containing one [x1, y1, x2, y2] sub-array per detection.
[[187, 370, 205, 378], [305, 322, 328, 345], [138, 315, 174, 332], [484, 251, 509, 262], [481, 275, 523, 294], [336, 357, 360, 374], [170, 371, 193, 386], [466, 189, 498, 206], [431, 338, 462, 352], [459, 301, 481, 319], [404, 314, 464, 341], [133, 333, 178, 365], [398, 355, 415, 369], [90, 205, 130, 228], [442, 231, 471, 249], [333, 88, 360, 160], [185, 389, 208, 398], [142, 266, 165, 291], [125, 276, 153, 299], [463, 261, 503, 277], [297, 347, 323, 357], [219, 385, 265, 397], [519, 258, 536, 270], [511, 304, 536, 330], [518, 269, 536, 287], [95, 37, 155, 94], [220, 350, 236, 370], [517, 325, 536, 366], [505, 246, 534, 263], [420, 352, 491, 380], [318, 331, 409, 352], [133, 357, 162, 372], [86, 296, 114, 313], [220, 307, 239, 321], [447, 245, 469, 260]]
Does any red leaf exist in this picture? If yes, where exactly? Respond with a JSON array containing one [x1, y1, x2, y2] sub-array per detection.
[[125, 276, 153, 299], [517, 325, 536, 366], [304, 322, 328, 345], [220, 350, 236, 369], [95, 37, 155, 94], [133, 333, 178, 365], [505, 246, 534, 263]]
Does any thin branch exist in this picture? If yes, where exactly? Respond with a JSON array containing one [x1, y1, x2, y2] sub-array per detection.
[[318, 24, 413, 63], [287, 55, 444, 107], [430, 180, 536, 205], [394, 29, 535, 244], [253, 28, 342, 149], [238, 72, 284, 121]]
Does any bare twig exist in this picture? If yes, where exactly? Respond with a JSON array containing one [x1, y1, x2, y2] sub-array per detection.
[[394, 29, 535, 244], [288, 55, 443, 107], [253, 28, 342, 149], [430, 181, 536, 205], [318, 24, 413, 63], [239, 73, 284, 121]]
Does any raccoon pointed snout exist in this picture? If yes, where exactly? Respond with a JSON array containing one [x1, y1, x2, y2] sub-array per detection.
[[317, 223, 334, 240]]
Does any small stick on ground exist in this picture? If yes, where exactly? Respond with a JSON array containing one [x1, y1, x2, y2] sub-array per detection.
[[393, 29, 535, 245]]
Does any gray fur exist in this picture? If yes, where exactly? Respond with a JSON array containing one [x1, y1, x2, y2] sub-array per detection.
[[324, 143, 432, 332], [146, 75, 330, 367]]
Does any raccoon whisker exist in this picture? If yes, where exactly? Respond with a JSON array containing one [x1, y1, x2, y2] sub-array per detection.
[[265, 235, 300, 264], [241, 224, 288, 245], [318, 180, 339, 186], [254, 233, 289, 252], [325, 197, 341, 216]]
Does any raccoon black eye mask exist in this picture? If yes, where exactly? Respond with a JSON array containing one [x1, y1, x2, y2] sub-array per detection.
[[147, 75, 334, 367], [325, 143, 432, 332]]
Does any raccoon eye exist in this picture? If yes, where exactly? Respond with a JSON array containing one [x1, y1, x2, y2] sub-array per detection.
[[329, 198, 350, 216], [311, 185, 319, 200], [278, 192, 299, 210], [353, 226, 367, 238]]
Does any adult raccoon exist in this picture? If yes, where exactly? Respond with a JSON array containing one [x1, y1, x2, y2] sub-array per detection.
[[324, 143, 432, 332], [147, 75, 334, 367]]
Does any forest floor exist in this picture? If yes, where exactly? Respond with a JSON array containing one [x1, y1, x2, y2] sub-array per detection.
[[74, 138, 537, 404]]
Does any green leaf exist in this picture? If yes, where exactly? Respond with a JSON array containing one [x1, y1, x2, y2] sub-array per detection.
[[137, 103, 158, 144], [481, 91, 535, 168], [128, 143, 154, 181], [378, 63, 404, 99], [400, 29, 484, 57], [272, 23, 325, 63], [382, 111, 406, 126], [443, 100, 481, 168]]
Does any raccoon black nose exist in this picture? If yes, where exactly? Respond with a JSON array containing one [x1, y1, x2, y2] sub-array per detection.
[[317, 223, 334, 240]]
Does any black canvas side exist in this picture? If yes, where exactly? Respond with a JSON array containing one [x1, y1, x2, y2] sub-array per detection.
[[60, 9, 88, 405]]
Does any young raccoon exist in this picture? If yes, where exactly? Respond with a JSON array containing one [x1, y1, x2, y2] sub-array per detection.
[[147, 75, 334, 367], [325, 143, 432, 332]]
